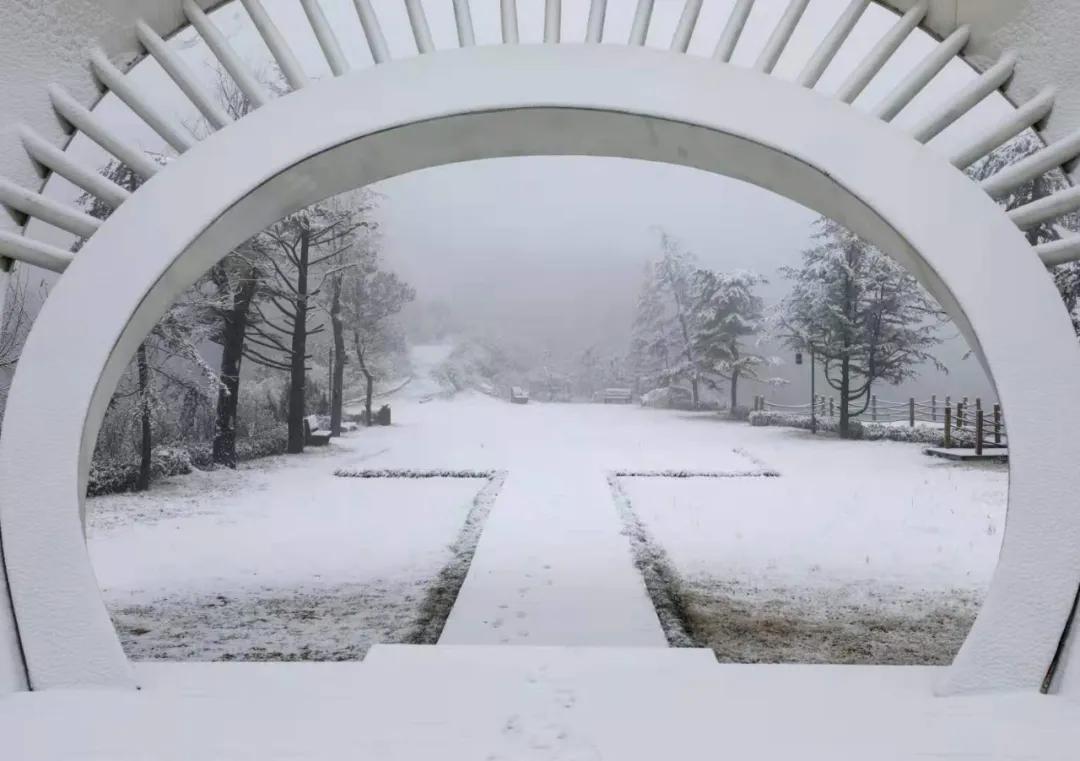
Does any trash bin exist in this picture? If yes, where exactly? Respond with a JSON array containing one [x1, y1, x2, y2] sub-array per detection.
[[376, 404, 391, 426]]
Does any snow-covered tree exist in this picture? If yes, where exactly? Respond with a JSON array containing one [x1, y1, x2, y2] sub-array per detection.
[[630, 231, 705, 404], [340, 258, 415, 425], [969, 131, 1080, 333], [81, 159, 221, 489], [778, 218, 945, 438], [245, 204, 367, 452], [692, 269, 768, 413]]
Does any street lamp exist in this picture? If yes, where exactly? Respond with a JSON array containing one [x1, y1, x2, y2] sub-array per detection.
[[795, 345, 817, 434]]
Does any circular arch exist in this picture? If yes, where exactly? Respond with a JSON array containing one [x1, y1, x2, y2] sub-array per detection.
[[1, 44, 1077, 694]]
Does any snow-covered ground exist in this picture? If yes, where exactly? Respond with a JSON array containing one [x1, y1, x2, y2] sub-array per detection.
[[88, 447, 490, 660], [619, 420, 1006, 663], [87, 384, 1006, 664]]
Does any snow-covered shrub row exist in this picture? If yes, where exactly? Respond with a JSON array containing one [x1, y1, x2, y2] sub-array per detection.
[[748, 411, 979, 447], [87, 447, 192, 497], [88, 427, 290, 496], [749, 411, 859, 437], [613, 469, 779, 478], [334, 468, 496, 479]]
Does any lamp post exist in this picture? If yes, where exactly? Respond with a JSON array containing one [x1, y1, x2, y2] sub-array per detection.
[[795, 345, 816, 434]]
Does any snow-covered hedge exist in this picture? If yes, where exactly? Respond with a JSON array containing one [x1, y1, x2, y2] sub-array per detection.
[[749, 411, 861, 437], [88, 427, 290, 497], [748, 411, 978, 447], [87, 446, 193, 497]]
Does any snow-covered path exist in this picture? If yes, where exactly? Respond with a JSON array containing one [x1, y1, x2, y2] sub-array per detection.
[[438, 464, 666, 646], [341, 394, 773, 647]]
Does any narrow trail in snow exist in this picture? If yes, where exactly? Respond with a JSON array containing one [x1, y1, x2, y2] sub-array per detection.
[[438, 465, 667, 647]]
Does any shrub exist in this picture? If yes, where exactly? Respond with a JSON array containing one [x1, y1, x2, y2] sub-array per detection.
[[727, 405, 751, 421], [748, 410, 979, 447], [748, 410, 863, 438], [87, 426, 290, 497]]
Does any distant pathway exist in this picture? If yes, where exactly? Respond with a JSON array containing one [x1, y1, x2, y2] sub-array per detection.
[[438, 464, 667, 647]]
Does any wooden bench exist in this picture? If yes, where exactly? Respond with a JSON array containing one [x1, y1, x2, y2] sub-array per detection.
[[303, 415, 332, 446]]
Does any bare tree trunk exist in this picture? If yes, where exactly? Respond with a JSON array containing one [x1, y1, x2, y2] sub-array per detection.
[[364, 370, 374, 426], [213, 268, 258, 467], [136, 343, 152, 492], [287, 226, 310, 454], [329, 276, 345, 436], [838, 355, 851, 438], [729, 366, 740, 412]]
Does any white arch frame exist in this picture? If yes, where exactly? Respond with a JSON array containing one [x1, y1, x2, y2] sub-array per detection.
[[1, 44, 1078, 694]]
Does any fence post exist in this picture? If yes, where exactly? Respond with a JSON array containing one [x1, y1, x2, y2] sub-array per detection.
[[975, 410, 984, 456], [909, 397, 915, 427], [872, 395, 877, 422], [829, 397, 834, 418], [957, 400, 965, 429], [944, 404, 952, 448], [993, 403, 1001, 445], [931, 394, 937, 422]]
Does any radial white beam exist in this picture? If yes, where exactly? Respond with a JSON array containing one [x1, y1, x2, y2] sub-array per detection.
[[48, 85, 160, 180], [670, 0, 703, 54], [183, 0, 270, 108], [20, 127, 131, 210], [1035, 236, 1080, 267], [835, 0, 928, 104], [545, 0, 561, 43], [981, 128, 1080, 199], [951, 88, 1056, 170], [500, 0, 519, 44], [240, 0, 309, 89], [0, 231, 74, 273], [910, 52, 1018, 144], [0, 177, 100, 239], [797, 0, 869, 88], [1010, 186, 1080, 230], [714, 0, 754, 62], [404, 0, 436, 54], [585, 0, 607, 43], [873, 25, 970, 122], [135, 20, 231, 130], [300, 0, 350, 76], [629, 0, 654, 46], [352, 0, 392, 63], [755, 0, 809, 74], [452, 0, 476, 47], [89, 49, 195, 154]]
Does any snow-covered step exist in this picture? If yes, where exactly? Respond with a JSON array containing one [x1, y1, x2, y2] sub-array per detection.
[[2, 646, 1075, 759]]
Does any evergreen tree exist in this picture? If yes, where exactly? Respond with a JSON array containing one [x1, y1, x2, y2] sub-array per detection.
[[692, 269, 767, 413], [779, 218, 944, 438], [629, 231, 706, 403]]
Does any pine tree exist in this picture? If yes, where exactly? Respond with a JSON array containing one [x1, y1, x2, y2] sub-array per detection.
[[629, 231, 706, 404], [779, 218, 944, 437], [692, 269, 767, 413]]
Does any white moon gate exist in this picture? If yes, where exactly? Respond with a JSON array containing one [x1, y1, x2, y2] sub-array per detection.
[[0, 0, 1079, 704], [1, 44, 1079, 696]]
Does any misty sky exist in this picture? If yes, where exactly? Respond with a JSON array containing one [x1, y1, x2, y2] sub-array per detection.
[[25, 0, 1012, 402]]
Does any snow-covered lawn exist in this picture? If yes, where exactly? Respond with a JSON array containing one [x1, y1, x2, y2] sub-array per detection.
[[618, 420, 1006, 664], [87, 391, 1006, 665], [88, 445, 493, 660]]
